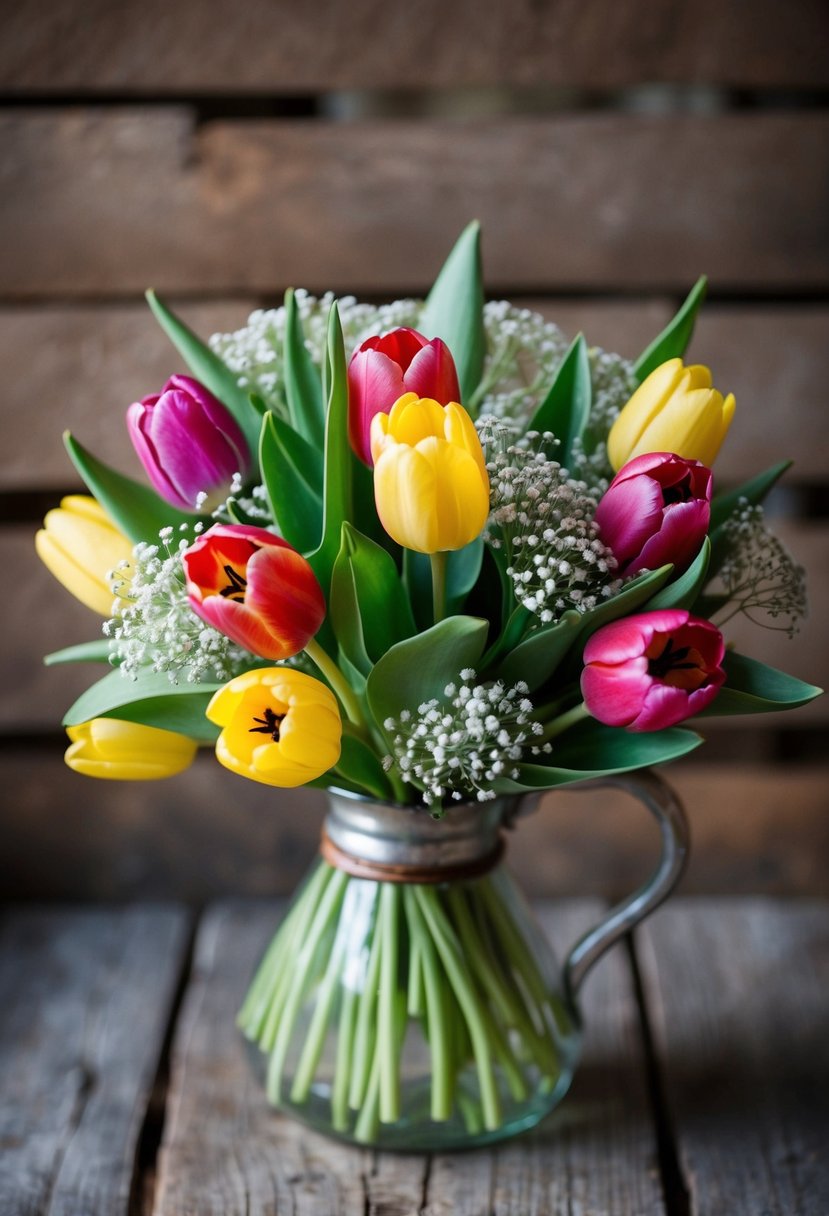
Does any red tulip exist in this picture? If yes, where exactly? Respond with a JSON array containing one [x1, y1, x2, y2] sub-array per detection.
[[581, 609, 725, 732], [182, 524, 325, 660], [347, 327, 461, 465], [595, 452, 712, 579]]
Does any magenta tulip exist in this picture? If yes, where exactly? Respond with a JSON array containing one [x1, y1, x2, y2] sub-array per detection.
[[581, 609, 725, 732], [127, 375, 250, 511], [595, 452, 712, 579], [347, 327, 461, 465]]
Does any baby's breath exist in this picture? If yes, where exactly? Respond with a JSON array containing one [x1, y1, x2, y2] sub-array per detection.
[[382, 672, 551, 814], [713, 501, 808, 638], [105, 526, 251, 683], [480, 419, 621, 623]]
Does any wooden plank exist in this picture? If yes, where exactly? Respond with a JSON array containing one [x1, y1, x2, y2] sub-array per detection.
[[0, 906, 188, 1216], [151, 900, 664, 1215], [636, 900, 829, 1215], [2, 110, 827, 297], [2, 0, 827, 90], [1, 749, 827, 902]]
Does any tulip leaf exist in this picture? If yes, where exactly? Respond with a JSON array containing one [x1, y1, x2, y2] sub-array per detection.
[[283, 288, 325, 447], [696, 652, 822, 717], [645, 538, 711, 612], [709, 460, 791, 533], [633, 276, 708, 383], [336, 726, 395, 801], [331, 524, 417, 675], [64, 432, 198, 544], [367, 615, 489, 742], [45, 640, 114, 666], [308, 304, 353, 596], [420, 221, 485, 408], [528, 334, 591, 466], [63, 667, 222, 741], [495, 610, 584, 692], [491, 720, 702, 792], [145, 290, 262, 457], [259, 412, 323, 554]]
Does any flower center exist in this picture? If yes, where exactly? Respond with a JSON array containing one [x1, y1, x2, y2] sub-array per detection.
[[249, 706, 286, 742], [661, 473, 692, 505], [219, 563, 247, 601], [646, 636, 708, 690]]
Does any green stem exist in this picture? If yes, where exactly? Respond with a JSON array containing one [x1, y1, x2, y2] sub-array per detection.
[[430, 550, 448, 624], [378, 884, 401, 1124], [404, 887, 453, 1122], [349, 892, 385, 1110], [331, 984, 358, 1132], [304, 637, 365, 728], [539, 701, 590, 742]]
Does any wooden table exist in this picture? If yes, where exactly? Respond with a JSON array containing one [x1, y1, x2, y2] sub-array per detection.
[[2, 898, 826, 1215]]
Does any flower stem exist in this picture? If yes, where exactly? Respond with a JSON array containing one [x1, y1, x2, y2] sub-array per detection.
[[304, 637, 365, 728], [404, 886, 453, 1121], [430, 550, 448, 624], [378, 883, 401, 1124], [539, 700, 590, 742]]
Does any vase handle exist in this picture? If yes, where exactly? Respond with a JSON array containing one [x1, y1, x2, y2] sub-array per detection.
[[561, 768, 689, 1013]]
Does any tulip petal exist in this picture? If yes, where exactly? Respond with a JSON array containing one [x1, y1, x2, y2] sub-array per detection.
[[404, 340, 461, 405], [629, 499, 710, 577], [607, 359, 685, 469], [581, 658, 651, 726], [348, 350, 408, 465], [595, 476, 664, 567]]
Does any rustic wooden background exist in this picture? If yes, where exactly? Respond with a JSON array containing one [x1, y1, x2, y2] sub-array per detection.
[[2, 0, 827, 904]]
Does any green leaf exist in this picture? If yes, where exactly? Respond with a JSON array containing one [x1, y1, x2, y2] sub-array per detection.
[[528, 334, 591, 466], [698, 652, 822, 717], [283, 288, 325, 446], [307, 304, 353, 597], [336, 726, 395, 800], [633, 276, 707, 382], [420, 221, 485, 408], [64, 432, 198, 543], [496, 610, 584, 692], [259, 412, 323, 554], [492, 720, 702, 792], [45, 640, 113, 666], [709, 460, 791, 532], [63, 668, 222, 741], [367, 616, 489, 740], [145, 290, 261, 457], [645, 538, 711, 612], [331, 524, 417, 675]]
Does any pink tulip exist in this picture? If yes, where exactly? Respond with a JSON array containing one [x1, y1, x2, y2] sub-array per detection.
[[127, 375, 250, 511], [347, 327, 461, 465], [595, 452, 712, 579], [581, 609, 725, 732], [182, 524, 325, 660]]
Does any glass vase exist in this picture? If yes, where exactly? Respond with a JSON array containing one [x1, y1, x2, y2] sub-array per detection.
[[239, 772, 688, 1151]]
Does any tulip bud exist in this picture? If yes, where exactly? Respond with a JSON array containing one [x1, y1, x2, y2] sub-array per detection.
[[206, 668, 342, 787], [595, 452, 712, 579], [370, 393, 490, 554], [348, 327, 461, 465], [608, 359, 735, 472], [182, 523, 325, 660], [127, 374, 250, 511], [35, 495, 133, 616], [65, 718, 197, 779], [581, 609, 725, 732]]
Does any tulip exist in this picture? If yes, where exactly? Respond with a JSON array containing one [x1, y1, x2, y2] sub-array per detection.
[[206, 668, 342, 787], [64, 718, 197, 779], [348, 327, 461, 465], [35, 495, 133, 615], [370, 393, 490, 554], [607, 358, 735, 472], [581, 609, 725, 732], [182, 524, 325, 660], [127, 374, 250, 511], [595, 452, 712, 579]]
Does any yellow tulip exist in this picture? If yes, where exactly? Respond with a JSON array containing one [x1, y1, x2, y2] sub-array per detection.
[[35, 495, 133, 615], [370, 393, 490, 554], [607, 359, 736, 472], [206, 668, 342, 788], [65, 718, 197, 779]]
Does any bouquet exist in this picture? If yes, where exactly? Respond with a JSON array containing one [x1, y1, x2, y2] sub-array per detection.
[[36, 224, 820, 1147]]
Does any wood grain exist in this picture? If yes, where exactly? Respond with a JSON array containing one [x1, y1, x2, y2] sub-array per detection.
[[1, 750, 827, 902], [637, 900, 829, 1216], [3, 0, 827, 91], [150, 900, 664, 1215], [0, 906, 188, 1216], [2, 110, 827, 296]]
